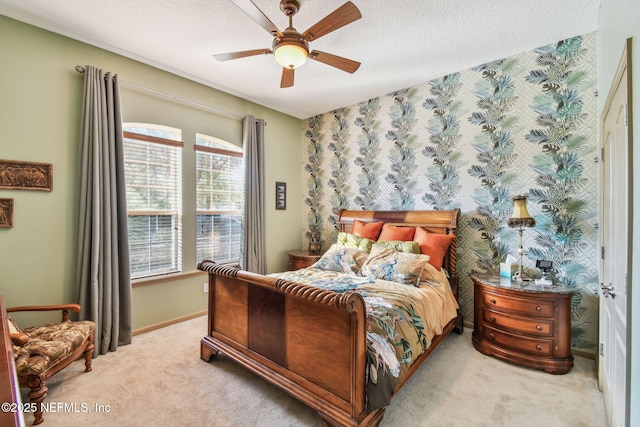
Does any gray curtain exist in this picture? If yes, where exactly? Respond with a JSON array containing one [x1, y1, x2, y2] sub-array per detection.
[[76, 65, 132, 356], [241, 116, 267, 274]]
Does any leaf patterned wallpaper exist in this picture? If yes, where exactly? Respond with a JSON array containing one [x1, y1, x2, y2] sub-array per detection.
[[302, 32, 599, 353]]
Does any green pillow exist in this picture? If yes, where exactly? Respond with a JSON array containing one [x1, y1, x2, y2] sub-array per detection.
[[374, 240, 420, 254], [336, 232, 374, 253]]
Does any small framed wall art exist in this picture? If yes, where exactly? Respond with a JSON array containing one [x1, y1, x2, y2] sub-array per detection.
[[275, 181, 286, 210], [0, 159, 53, 191], [0, 198, 14, 228]]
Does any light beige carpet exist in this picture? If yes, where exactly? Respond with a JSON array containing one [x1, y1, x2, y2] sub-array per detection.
[[26, 316, 607, 426]]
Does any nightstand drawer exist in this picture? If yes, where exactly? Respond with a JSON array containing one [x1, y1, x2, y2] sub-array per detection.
[[483, 309, 554, 337], [483, 325, 553, 356], [482, 292, 555, 318]]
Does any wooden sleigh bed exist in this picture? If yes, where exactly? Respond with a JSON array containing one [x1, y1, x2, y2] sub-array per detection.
[[198, 209, 462, 427]]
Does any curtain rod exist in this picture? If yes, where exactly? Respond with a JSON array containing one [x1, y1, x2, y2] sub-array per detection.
[[75, 66, 244, 121]]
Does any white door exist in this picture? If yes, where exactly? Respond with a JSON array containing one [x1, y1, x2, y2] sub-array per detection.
[[599, 39, 631, 427]]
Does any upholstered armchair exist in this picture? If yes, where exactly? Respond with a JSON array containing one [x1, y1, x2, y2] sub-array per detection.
[[7, 304, 95, 425]]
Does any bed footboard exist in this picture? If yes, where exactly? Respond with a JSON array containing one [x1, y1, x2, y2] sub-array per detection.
[[198, 261, 382, 427]]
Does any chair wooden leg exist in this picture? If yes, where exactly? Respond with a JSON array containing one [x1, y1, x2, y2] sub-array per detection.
[[84, 332, 95, 372], [27, 377, 48, 425]]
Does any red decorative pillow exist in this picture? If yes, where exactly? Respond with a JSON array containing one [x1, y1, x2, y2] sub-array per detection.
[[414, 227, 455, 270], [351, 220, 384, 241], [378, 224, 416, 242]]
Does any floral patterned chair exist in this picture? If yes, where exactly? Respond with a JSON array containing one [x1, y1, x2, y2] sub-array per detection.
[[7, 304, 95, 425]]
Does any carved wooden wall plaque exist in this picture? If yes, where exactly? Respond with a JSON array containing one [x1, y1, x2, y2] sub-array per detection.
[[0, 199, 14, 228], [0, 159, 52, 191]]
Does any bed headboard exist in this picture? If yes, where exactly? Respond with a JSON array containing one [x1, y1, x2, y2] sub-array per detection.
[[336, 208, 461, 298]]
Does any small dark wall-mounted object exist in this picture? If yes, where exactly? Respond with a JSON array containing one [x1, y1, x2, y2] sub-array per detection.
[[0, 199, 14, 228], [275, 182, 286, 210], [0, 159, 53, 191]]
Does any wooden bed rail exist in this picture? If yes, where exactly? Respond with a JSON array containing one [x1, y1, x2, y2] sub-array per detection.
[[336, 208, 460, 229], [198, 261, 364, 313]]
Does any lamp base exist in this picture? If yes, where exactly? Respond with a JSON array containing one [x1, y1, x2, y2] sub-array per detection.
[[512, 271, 533, 282]]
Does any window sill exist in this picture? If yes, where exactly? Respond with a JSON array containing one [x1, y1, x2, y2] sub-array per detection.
[[132, 270, 207, 288]]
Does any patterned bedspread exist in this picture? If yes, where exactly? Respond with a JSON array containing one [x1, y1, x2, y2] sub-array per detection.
[[270, 265, 458, 409]]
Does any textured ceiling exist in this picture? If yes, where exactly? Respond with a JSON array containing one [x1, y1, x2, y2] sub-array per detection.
[[0, 0, 600, 119]]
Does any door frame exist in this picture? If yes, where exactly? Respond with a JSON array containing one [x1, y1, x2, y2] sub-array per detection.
[[599, 37, 634, 427]]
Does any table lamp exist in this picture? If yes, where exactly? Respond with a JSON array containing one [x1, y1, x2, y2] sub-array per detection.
[[507, 195, 536, 281]]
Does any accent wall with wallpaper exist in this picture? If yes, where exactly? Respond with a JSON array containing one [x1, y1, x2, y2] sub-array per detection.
[[302, 32, 599, 354]]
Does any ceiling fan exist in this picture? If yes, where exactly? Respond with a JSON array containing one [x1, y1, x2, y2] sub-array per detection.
[[215, 0, 362, 88]]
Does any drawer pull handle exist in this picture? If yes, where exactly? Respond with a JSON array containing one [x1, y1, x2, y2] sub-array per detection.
[[489, 315, 495, 322], [536, 306, 543, 312], [489, 333, 495, 339], [536, 325, 543, 331], [489, 298, 496, 304], [536, 345, 543, 351]]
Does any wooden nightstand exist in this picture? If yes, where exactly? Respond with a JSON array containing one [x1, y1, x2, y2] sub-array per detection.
[[287, 250, 323, 270], [471, 275, 574, 374]]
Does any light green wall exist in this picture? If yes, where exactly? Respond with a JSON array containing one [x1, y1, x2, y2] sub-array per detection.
[[0, 16, 303, 330], [598, 1, 639, 424]]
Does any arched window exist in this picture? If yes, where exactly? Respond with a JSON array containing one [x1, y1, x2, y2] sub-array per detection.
[[195, 133, 243, 264]]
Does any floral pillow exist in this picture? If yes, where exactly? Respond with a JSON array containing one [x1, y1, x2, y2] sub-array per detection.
[[360, 245, 430, 287], [312, 244, 369, 275], [336, 232, 375, 253]]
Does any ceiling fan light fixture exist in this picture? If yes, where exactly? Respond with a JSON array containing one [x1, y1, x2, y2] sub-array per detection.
[[274, 44, 308, 68], [273, 34, 309, 69]]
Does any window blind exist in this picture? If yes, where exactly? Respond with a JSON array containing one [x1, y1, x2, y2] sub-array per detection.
[[123, 130, 183, 278], [195, 135, 243, 264]]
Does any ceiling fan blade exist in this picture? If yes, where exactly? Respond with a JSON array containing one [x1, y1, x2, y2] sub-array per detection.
[[232, 0, 282, 37], [302, 2, 362, 42], [214, 48, 272, 61], [309, 50, 360, 74], [280, 67, 295, 88]]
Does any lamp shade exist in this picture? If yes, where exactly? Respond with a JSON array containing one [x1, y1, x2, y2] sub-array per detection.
[[508, 195, 536, 228], [274, 44, 308, 69]]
